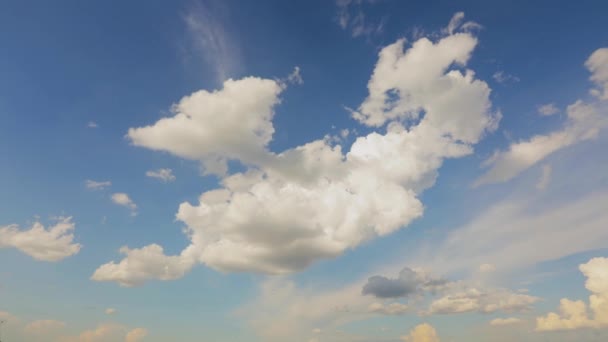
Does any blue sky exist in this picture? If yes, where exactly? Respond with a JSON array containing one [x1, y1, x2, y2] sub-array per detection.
[[1, 1, 608, 341]]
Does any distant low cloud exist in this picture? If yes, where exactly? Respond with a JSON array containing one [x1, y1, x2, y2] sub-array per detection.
[[85, 180, 111, 191], [0, 217, 81, 262], [87, 121, 98, 128], [111, 193, 137, 216], [537, 103, 559, 116], [536, 257, 608, 331], [490, 317, 522, 326], [105, 308, 116, 315], [401, 323, 440, 342], [146, 168, 176, 182]]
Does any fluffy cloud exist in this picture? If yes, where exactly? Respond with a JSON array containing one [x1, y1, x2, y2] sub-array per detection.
[[362, 267, 446, 298], [95, 14, 498, 285], [0, 217, 81, 261], [475, 48, 607, 186], [91, 244, 197, 287], [127, 77, 283, 175], [587, 48, 608, 99], [111, 193, 137, 216], [479, 263, 496, 273], [145, 168, 175, 182], [58, 324, 143, 342], [490, 317, 523, 326], [537, 103, 559, 116], [536, 257, 608, 331], [104, 308, 116, 315], [401, 323, 440, 342], [85, 180, 111, 190]]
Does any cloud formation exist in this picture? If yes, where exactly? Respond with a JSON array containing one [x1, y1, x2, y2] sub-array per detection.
[[362, 267, 445, 298], [145, 168, 175, 182], [0, 217, 81, 262], [475, 47, 607, 186], [536, 257, 608, 331], [85, 180, 111, 191], [587, 48, 608, 99], [490, 317, 522, 326], [537, 103, 559, 116], [94, 13, 499, 285], [91, 244, 197, 287], [401, 323, 440, 342], [111, 193, 137, 216]]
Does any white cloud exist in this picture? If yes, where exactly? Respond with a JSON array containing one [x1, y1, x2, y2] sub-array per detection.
[[535, 164, 552, 190], [475, 48, 608, 187], [111, 193, 137, 216], [145, 168, 175, 182], [85, 180, 111, 191], [352, 31, 500, 141], [537, 103, 559, 116], [127, 77, 283, 176], [536, 257, 608, 331], [125, 328, 147, 342], [586, 47, 608, 99], [401, 323, 440, 342], [87, 121, 98, 128], [91, 244, 197, 287], [0, 217, 81, 262], [96, 14, 498, 284], [104, 308, 116, 315], [490, 317, 523, 326]]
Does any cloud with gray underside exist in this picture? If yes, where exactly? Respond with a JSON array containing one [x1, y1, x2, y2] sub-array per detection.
[[362, 267, 446, 298]]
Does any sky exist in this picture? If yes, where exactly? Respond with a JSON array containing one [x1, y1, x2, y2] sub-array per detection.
[[1, 1, 608, 341]]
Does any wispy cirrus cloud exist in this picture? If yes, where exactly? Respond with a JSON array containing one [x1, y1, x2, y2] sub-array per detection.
[[182, 0, 241, 83]]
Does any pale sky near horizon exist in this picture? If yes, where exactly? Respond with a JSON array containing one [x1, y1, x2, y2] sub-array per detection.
[[1, 1, 608, 341]]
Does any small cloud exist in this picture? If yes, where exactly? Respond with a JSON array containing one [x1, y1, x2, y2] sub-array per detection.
[[111, 193, 137, 216], [287, 66, 303, 85], [146, 168, 176, 182], [0, 217, 81, 262], [490, 317, 523, 326], [85, 180, 111, 191], [493, 71, 520, 84], [536, 164, 552, 190], [87, 121, 98, 128], [537, 103, 560, 116], [105, 308, 116, 315]]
